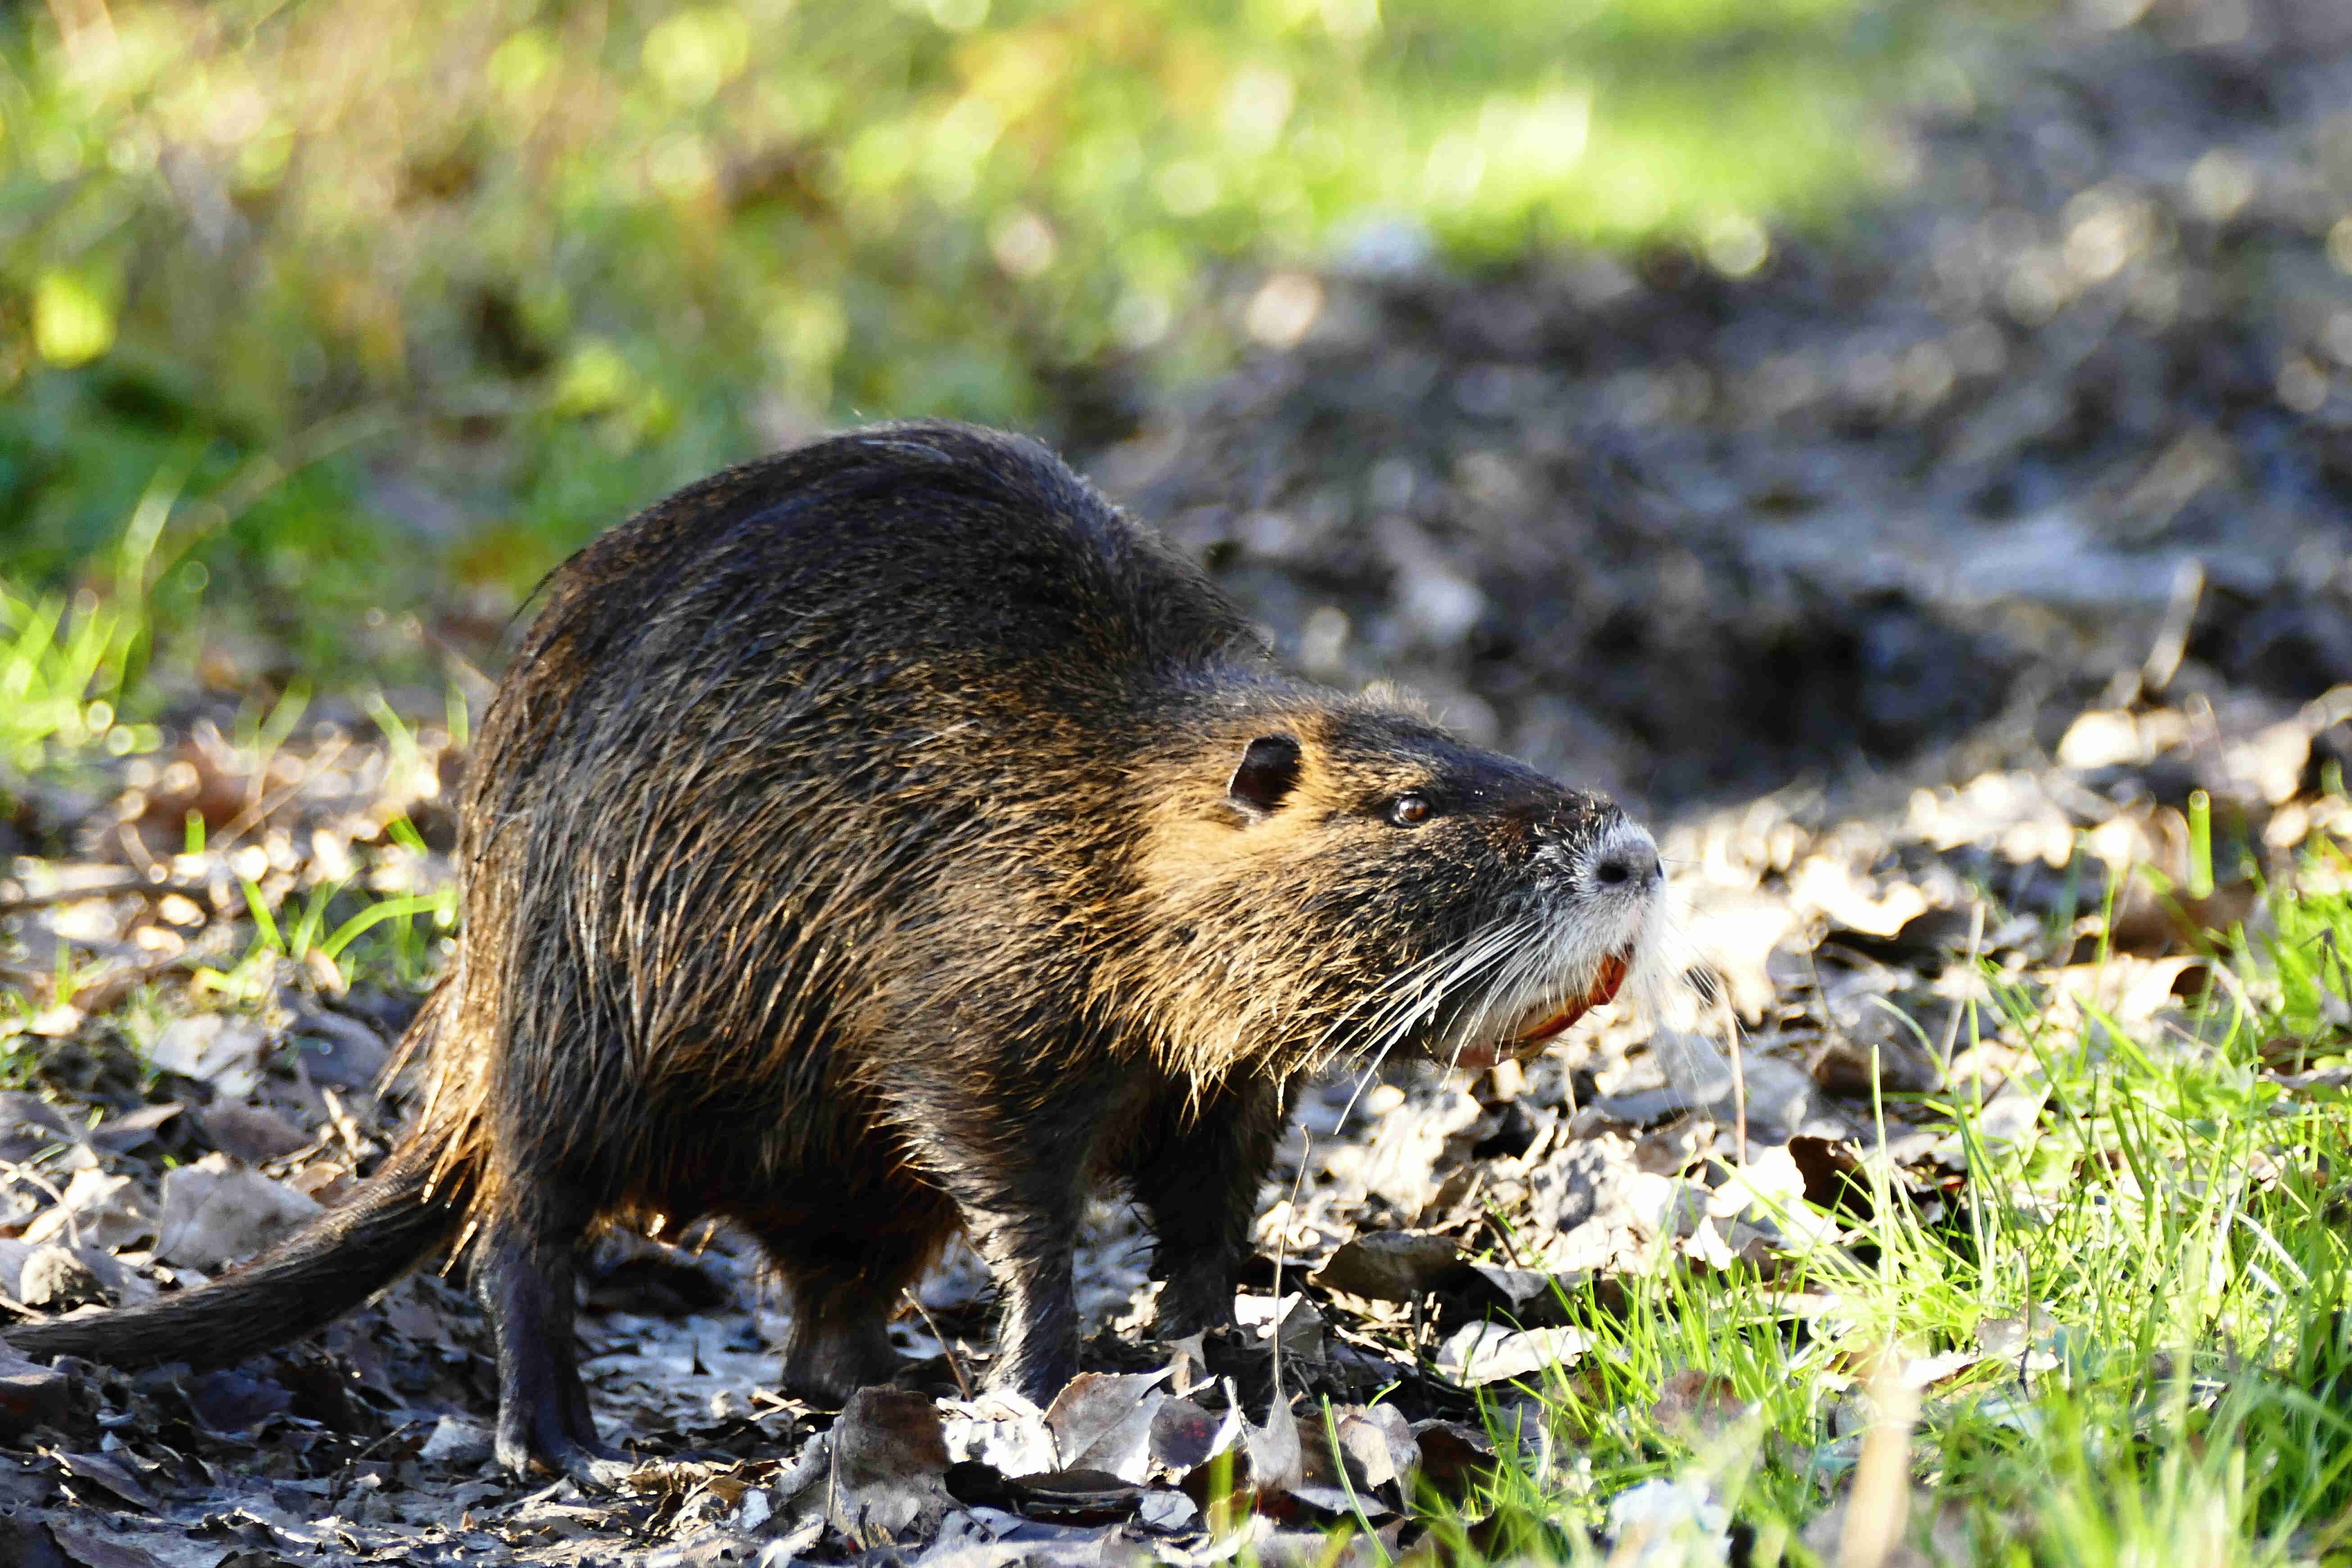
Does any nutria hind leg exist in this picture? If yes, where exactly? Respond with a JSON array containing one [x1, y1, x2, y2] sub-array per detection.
[[1126, 1073, 1287, 1338], [475, 1208, 634, 1489], [775, 1275, 904, 1404], [749, 1180, 957, 1406]]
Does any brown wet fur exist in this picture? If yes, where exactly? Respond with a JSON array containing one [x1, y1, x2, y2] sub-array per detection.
[[7, 422, 1647, 1483]]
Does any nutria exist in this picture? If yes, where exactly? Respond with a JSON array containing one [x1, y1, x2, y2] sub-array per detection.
[[9, 421, 1663, 1483]]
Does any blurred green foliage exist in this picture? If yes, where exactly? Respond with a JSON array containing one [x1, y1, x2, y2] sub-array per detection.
[[0, 0, 1917, 673]]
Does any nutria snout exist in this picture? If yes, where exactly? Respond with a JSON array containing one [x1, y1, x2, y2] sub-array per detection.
[[8, 420, 1663, 1485]]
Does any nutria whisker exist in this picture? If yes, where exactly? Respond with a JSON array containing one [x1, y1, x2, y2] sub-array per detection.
[[1321, 911, 1549, 1125], [1309, 910, 1535, 1074]]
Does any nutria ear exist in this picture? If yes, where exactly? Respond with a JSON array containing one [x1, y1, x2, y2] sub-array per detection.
[[1228, 734, 1302, 818]]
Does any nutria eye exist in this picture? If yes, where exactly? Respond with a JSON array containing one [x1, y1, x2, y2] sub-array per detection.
[[1387, 793, 1433, 827]]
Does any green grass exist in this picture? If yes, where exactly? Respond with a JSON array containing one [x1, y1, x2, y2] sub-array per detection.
[[0, 473, 169, 774], [1402, 861, 2352, 1564], [0, 0, 1953, 677]]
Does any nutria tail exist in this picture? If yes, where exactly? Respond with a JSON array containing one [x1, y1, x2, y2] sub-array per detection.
[[5, 1137, 467, 1372]]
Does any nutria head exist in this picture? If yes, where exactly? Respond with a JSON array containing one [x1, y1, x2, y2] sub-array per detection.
[[1110, 687, 1663, 1083]]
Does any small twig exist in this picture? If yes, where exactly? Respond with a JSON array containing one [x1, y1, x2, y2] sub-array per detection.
[[2139, 558, 2203, 698], [1727, 1022, 1749, 1168], [0, 874, 199, 916], [1838, 1342, 1923, 1568], [1270, 1130, 1308, 1408], [902, 1290, 973, 1401], [1474, 1197, 1528, 1273], [319, 1087, 371, 1165], [0, 1158, 85, 1251], [326, 1416, 431, 1508], [0, 877, 137, 914], [209, 734, 352, 857], [113, 822, 164, 884], [1693, 964, 1750, 1165], [1, 949, 208, 1011]]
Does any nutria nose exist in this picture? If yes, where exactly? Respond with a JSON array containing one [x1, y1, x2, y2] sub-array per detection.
[[1589, 830, 1661, 889]]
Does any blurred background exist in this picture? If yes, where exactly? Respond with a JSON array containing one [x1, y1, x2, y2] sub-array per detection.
[[2, 0, 2349, 817]]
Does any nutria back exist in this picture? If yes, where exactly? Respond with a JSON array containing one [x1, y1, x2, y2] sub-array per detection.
[[452, 423, 1255, 1096]]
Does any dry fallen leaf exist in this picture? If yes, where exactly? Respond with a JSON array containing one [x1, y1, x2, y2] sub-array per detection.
[[1311, 1231, 1464, 1302], [154, 1154, 323, 1272], [1042, 1369, 1171, 1483], [825, 1386, 954, 1547]]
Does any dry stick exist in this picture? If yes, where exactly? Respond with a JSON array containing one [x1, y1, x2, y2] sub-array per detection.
[[0, 963, 64, 1002], [208, 733, 352, 857], [2139, 557, 2204, 698], [0, 875, 213, 917], [114, 821, 163, 884], [1837, 1343, 1924, 1568], [0, 1158, 85, 1252], [0, 876, 142, 915], [0, 871, 223, 1005], [5, 952, 207, 1014], [1801, 942, 1856, 1168], [1270, 1127, 1313, 1416], [901, 1290, 973, 1402], [1726, 984, 1749, 1168], [320, 1086, 371, 1165], [327, 1416, 432, 1509]]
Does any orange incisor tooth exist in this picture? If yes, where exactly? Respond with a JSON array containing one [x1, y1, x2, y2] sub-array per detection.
[[1514, 949, 1632, 1046]]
